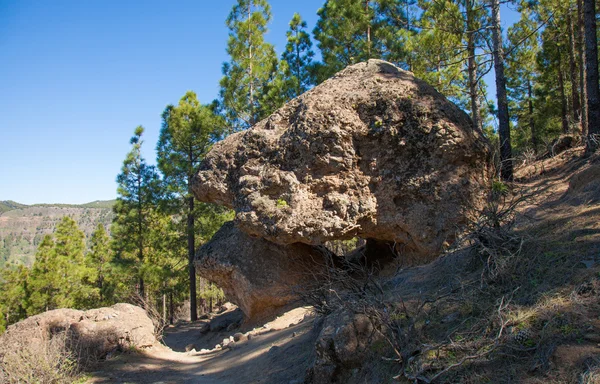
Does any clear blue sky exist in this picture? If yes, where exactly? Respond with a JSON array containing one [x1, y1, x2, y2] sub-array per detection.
[[0, 0, 518, 205]]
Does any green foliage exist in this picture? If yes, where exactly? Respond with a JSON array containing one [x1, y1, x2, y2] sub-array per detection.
[[26, 217, 97, 314], [281, 13, 315, 97], [0, 264, 29, 328], [85, 224, 115, 305], [0, 201, 27, 215], [112, 126, 162, 299], [313, 0, 410, 82], [157, 92, 224, 198], [219, 0, 281, 130]]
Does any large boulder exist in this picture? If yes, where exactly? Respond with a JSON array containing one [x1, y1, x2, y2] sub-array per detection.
[[0, 303, 157, 363], [193, 59, 489, 261], [196, 221, 326, 320]]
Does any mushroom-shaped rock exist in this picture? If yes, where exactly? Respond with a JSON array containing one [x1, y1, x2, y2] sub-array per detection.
[[193, 59, 490, 261], [196, 221, 325, 320]]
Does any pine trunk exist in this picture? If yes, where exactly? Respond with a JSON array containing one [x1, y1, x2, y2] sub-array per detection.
[[578, 0, 589, 139], [558, 58, 570, 134], [169, 292, 174, 325], [567, 12, 582, 130], [366, 1, 371, 58], [248, 2, 255, 126], [163, 293, 166, 324], [528, 80, 537, 151], [188, 192, 197, 321], [466, 0, 482, 132], [584, 0, 600, 151], [490, 0, 513, 181]]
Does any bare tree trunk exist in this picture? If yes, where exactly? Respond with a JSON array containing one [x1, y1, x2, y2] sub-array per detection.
[[169, 292, 174, 325], [187, 192, 197, 321], [490, 0, 513, 181], [467, 0, 482, 132], [567, 11, 582, 131], [366, 0, 372, 58], [584, 0, 600, 151], [248, 1, 255, 126], [578, 0, 589, 139], [528, 80, 538, 151], [558, 57, 570, 134], [163, 293, 167, 324]]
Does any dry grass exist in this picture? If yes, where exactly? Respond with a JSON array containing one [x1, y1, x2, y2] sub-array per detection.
[[0, 321, 134, 383], [0, 328, 79, 384]]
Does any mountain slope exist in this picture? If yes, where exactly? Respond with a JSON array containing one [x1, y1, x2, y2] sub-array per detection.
[[0, 200, 115, 267]]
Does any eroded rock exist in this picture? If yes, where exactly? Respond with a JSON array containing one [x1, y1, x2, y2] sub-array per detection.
[[196, 222, 326, 320], [308, 311, 381, 384], [0, 304, 156, 362], [193, 59, 489, 261]]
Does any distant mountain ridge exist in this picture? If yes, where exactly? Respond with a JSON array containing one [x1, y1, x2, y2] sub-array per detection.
[[0, 200, 116, 268]]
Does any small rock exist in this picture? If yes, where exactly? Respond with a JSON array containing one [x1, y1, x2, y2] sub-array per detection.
[[200, 348, 210, 353], [226, 342, 238, 350], [584, 333, 600, 343], [233, 332, 247, 342], [185, 343, 196, 352], [268, 345, 280, 354], [292, 332, 298, 338], [222, 338, 230, 347], [215, 344, 222, 350]]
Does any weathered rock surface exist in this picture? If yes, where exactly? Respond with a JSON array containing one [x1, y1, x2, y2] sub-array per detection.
[[308, 311, 381, 384], [0, 303, 156, 360], [193, 59, 489, 261], [196, 221, 325, 320]]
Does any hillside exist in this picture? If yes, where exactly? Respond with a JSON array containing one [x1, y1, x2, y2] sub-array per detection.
[[0, 200, 115, 267]]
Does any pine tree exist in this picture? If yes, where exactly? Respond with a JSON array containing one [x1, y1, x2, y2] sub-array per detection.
[[408, 0, 466, 102], [219, 0, 279, 130], [27, 235, 55, 313], [157, 92, 225, 321], [112, 126, 161, 301], [52, 216, 93, 309], [85, 224, 114, 305], [281, 13, 315, 98], [0, 265, 29, 328], [583, 0, 600, 151], [313, 0, 411, 83], [506, 9, 541, 151], [490, 0, 513, 181], [313, 0, 376, 81]]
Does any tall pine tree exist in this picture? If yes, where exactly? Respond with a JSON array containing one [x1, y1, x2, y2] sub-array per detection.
[[281, 13, 315, 98], [157, 92, 225, 321], [220, 0, 279, 130], [112, 126, 161, 302]]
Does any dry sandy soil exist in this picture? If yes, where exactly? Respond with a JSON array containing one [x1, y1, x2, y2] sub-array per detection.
[[88, 307, 316, 384]]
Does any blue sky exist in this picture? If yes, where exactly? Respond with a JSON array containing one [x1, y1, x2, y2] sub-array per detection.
[[0, 0, 519, 204]]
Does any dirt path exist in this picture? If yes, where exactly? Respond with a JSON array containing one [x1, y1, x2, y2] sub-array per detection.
[[88, 307, 316, 384]]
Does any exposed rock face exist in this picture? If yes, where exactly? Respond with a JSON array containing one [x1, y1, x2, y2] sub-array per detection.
[[308, 311, 381, 384], [193, 59, 489, 261], [196, 222, 325, 320], [0, 304, 156, 361]]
